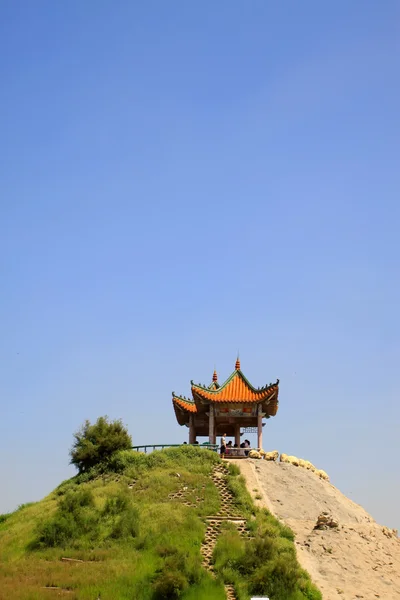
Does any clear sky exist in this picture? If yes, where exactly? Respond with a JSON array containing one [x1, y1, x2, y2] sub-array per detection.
[[1, 2, 399, 530]]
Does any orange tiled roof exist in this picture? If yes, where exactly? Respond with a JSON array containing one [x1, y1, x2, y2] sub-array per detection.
[[191, 370, 279, 404], [172, 394, 198, 413]]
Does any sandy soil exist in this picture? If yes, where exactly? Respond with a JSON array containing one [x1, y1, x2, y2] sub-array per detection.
[[232, 459, 400, 600]]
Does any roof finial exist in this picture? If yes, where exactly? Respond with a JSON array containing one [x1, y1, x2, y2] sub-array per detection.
[[212, 369, 218, 382], [235, 355, 241, 370]]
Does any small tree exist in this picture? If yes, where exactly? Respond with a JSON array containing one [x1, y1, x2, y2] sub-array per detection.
[[70, 416, 132, 473]]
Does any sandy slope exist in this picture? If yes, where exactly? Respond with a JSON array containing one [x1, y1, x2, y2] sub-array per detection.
[[233, 459, 400, 600]]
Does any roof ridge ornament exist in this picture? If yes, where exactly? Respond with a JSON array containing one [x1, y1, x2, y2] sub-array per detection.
[[212, 369, 218, 382], [235, 356, 241, 370]]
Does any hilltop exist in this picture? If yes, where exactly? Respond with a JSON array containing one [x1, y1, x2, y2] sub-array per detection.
[[0, 446, 321, 600], [236, 458, 400, 600]]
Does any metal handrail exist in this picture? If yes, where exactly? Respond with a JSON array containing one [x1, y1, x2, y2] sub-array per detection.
[[131, 443, 219, 453]]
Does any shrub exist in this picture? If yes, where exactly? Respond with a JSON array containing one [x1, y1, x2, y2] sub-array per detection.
[[107, 449, 145, 473], [249, 555, 301, 598], [109, 506, 139, 539], [34, 513, 79, 548], [32, 489, 99, 549], [152, 568, 188, 599], [31, 486, 141, 550], [0, 513, 11, 524], [70, 416, 132, 473], [212, 526, 245, 571], [102, 491, 130, 516], [59, 489, 95, 513]]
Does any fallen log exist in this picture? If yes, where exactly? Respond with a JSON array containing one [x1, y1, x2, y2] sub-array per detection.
[[61, 557, 84, 563]]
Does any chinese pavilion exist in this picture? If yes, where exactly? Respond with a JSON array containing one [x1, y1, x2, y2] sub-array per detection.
[[172, 358, 279, 449]]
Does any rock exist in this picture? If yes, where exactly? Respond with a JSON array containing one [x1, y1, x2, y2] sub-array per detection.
[[314, 513, 339, 530], [317, 469, 330, 481], [249, 450, 261, 459], [280, 453, 300, 466], [302, 460, 317, 472], [382, 526, 398, 539], [266, 450, 279, 461], [281, 454, 329, 479], [259, 449, 279, 461]]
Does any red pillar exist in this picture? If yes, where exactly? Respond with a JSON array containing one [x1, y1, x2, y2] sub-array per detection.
[[209, 405, 215, 444], [257, 404, 263, 449]]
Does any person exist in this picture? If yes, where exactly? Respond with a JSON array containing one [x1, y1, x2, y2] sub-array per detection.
[[233, 443, 238, 448], [220, 433, 227, 458], [226, 440, 232, 455], [244, 439, 250, 457]]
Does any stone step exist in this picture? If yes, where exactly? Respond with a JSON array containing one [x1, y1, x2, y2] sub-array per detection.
[[206, 516, 246, 523], [200, 463, 249, 593], [225, 584, 237, 600]]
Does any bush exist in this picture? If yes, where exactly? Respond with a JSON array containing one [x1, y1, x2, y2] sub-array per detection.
[[70, 416, 132, 473], [249, 558, 297, 596], [31, 487, 140, 549], [35, 513, 80, 548], [59, 489, 95, 513], [102, 491, 130, 516], [0, 513, 11, 524], [109, 506, 139, 539], [152, 568, 188, 599], [32, 489, 99, 549]]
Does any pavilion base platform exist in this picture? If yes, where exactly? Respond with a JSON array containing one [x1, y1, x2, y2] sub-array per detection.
[[223, 454, 248, 459]]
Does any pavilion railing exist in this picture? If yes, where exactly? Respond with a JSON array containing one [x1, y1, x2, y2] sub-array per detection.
[[131, 444, 219, 454]]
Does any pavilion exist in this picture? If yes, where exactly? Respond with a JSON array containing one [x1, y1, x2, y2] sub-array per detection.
[[172, 358, 279, 449]]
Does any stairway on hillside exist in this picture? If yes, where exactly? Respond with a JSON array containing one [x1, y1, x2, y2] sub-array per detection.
[[200, 463, 252, 600]]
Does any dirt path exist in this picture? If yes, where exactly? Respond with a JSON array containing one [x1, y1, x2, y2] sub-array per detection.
[[233, 459, 400, 600]]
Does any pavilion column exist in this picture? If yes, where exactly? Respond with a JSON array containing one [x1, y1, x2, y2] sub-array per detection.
[[189, 415, 196, 444], [235, 423, 241, 446], [209, 405, 215, 444], [257, 404, 263, 449]]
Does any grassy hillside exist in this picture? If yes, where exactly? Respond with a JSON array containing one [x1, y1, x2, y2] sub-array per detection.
[[0, 447, 321, 600]]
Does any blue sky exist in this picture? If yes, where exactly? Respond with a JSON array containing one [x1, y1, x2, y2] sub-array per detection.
[[1, 1, 399, 529]]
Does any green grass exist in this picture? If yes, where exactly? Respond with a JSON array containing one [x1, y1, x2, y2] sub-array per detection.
[[0, 446, 321, 600], [0, 446, 223, 600]]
